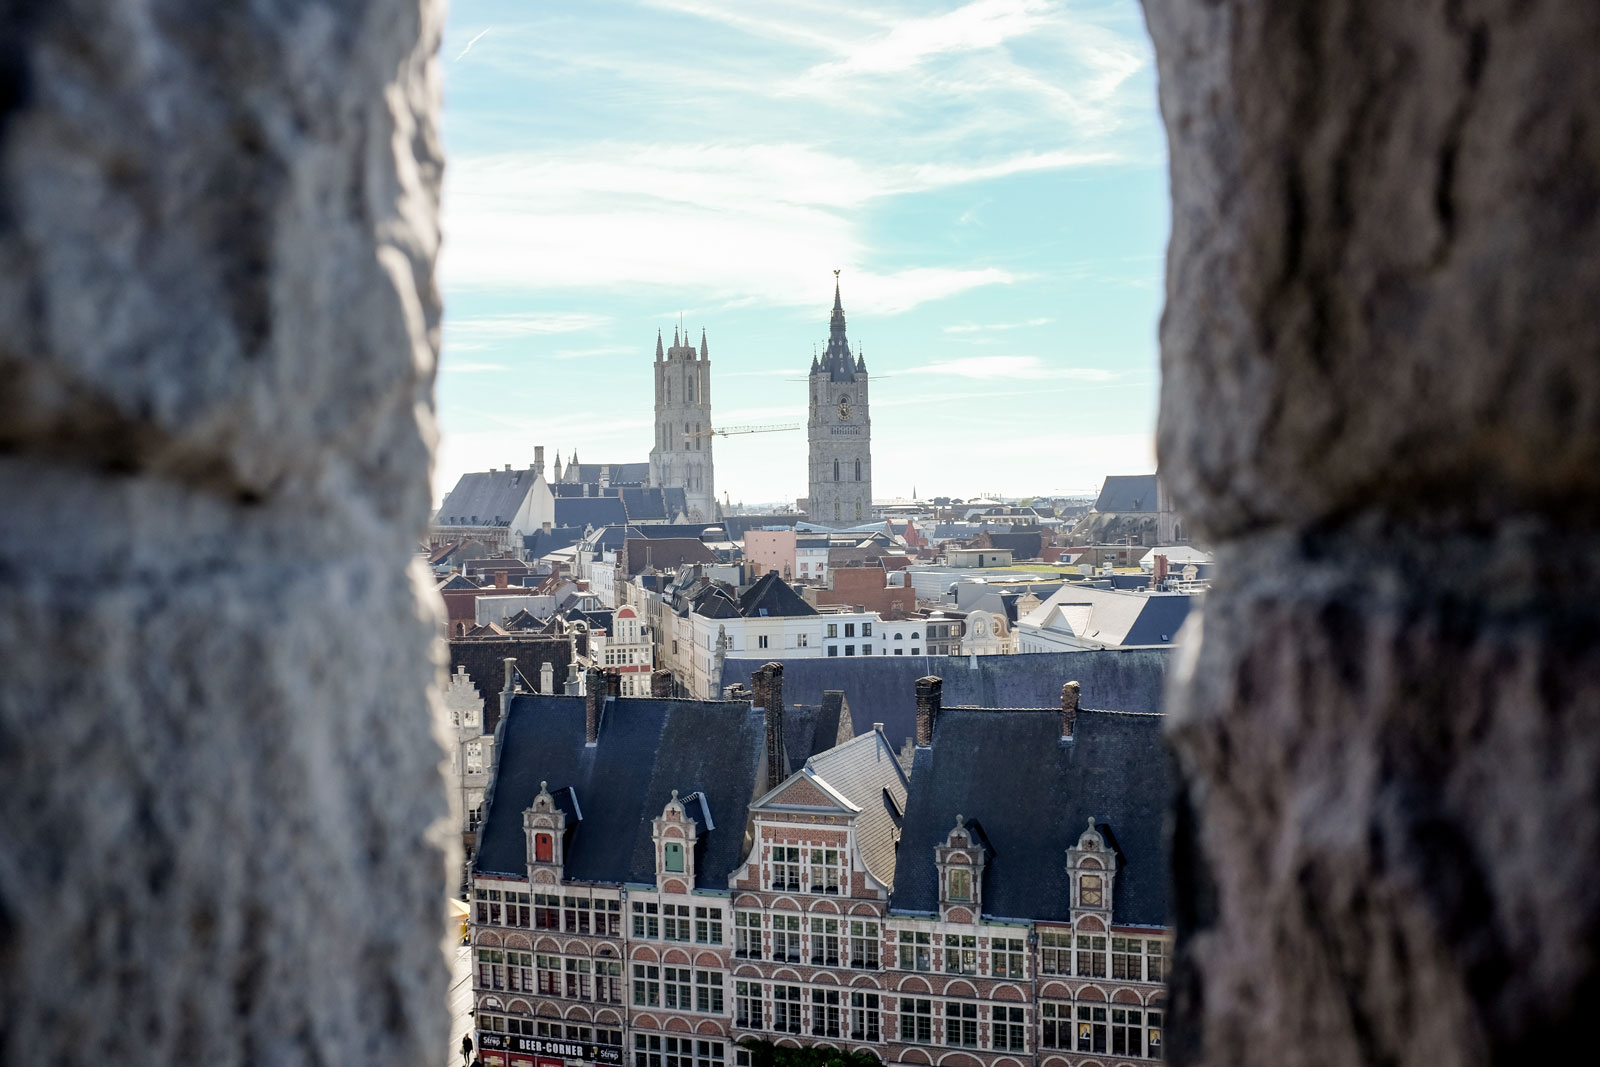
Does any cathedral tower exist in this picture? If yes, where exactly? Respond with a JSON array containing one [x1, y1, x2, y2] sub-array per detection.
[[649, 325, 717, 520], [807, 274, 872, 525]]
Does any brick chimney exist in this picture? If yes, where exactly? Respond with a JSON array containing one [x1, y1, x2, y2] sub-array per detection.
[[495, 570, 508, 589], [584, 667, 605, 744], [540, 661, 554, 694], [1061, 680, 1081, 739], [605, 671, 621, 699], [915, 676, 943, 747], [650, 669, 674, 698], [756, 662, 786, 790]]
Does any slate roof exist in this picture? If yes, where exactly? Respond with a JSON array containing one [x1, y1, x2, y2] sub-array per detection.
[[625, 537, 719, 576], [622, 487, 689, 522], [1093, 474, 1159, 514], [975, 531, 1045, 559], [447, 635, 574, 734], [523, 526, 587, 559], [890, 705, 1168, 926], [475, 695, 768, 885], [780, 692, 854, 769], [738, 572, 818, 617], [722, 649, 1170, 753], [554, 496, 628, 530], [800, 729, 908, 888], [1022, 586, 1193, 647], [719, 515, 805, 541], [436, 468, 543, 527], [565, 462, 652, 486]]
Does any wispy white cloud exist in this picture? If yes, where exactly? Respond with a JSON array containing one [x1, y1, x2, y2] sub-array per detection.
[[442, 360, 509, 373], [444, 312, 612, 342], [810, 0, 1054, 78], [903, 355, 1118, 381], [943, 317, 1053, 334], [454, 26, 492, 62]]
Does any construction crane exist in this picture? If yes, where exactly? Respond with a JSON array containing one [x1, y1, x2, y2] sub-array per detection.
[[682, 423, 800, 441]]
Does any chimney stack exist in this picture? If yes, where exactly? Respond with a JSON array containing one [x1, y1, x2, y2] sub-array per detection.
[[540, 661, 554, 694], [535, 445, 545, 477], [584, 667, 605, 744], [915, 676, 943, 747], [1061, 680, 1080, 739], [495, 570, 508, 589], [651, 669, 674, 698], [565, 662, 581, 696], [502, 657, 517, 694], [605, 671, 622, 699], [757, 662, 786, 789]]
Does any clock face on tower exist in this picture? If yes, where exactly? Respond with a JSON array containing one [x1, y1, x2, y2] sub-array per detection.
[[837, 396, 851, 421]]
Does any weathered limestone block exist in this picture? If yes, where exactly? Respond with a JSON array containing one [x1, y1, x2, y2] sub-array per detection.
[[1144, 2, 1600, 1065], [0, 2, 449, 1065]]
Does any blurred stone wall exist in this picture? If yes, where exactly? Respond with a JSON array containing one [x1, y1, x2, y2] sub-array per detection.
[[0, 2, 450, 1064], [1144, 2, 1600, 1065]]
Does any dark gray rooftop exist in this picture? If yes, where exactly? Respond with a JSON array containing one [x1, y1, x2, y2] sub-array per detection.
[[889, 706, 1169, 926], [1093, 474, 1159, 514], [474, 694, 768, 886], [554, 496, 628, 529], [436, 468, 542, 527], [722, 649, 1170, 752]]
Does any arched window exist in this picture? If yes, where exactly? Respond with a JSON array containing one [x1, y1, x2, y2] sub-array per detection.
[[856, 501, 863, 519], [834, 502, 841, 520], [855, 459, 861, 481], [833, 459, 840, 481], [894, 633, 903, 640]]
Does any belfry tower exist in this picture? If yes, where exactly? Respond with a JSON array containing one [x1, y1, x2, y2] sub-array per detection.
[[649, 325, 717, 521], [806, 273, 873, 525]]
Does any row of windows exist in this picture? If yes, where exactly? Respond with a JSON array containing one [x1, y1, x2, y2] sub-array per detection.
[[825, 644, 877, 657], [1041, 1001, 1164, 1059], [634, 1034, 723, 1067], [602, 649, 646, 666], [735, 983, 881, 1041], [476, 949, 625, 1002], [631, 964, 724, 1013], [763, 848, 848, 895], [475, 891, 624, 935], [823, 622, 873, 638], [477, 1013, 622, 1049], [734, 913, 879, 968], [830, 459, 864, 481], [1040, 933, 1166, 983], [631, 902, 723, 944]]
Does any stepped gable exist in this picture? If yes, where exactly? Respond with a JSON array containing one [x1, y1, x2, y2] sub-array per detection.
[[890, 703, 1168, 926]]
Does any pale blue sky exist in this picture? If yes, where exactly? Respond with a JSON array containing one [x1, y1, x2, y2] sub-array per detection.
[[436, 0, 1167, 508]]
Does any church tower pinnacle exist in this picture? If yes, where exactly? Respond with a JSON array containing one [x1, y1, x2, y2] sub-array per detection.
[[649, 322, 717, 520], [806, 272, 873, 525]]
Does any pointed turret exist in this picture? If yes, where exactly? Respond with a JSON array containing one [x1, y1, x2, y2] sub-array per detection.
[[857, 349, 867, 374], [821, 271, 856, 382], [673, 325, 680, 348], [700, 328, 708, 360], [656, 330, 664, 361]]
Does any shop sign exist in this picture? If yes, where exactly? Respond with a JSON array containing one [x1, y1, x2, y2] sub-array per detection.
[[478, 1033, 623, 1064]]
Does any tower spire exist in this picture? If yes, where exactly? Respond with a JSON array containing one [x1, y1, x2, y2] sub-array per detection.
[[656, 329, 664, 361], [822, 270, 854, 382]]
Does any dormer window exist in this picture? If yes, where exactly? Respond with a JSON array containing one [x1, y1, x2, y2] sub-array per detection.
[[1079, 874, 1102, 907], [664, 842, 685, 873], [948, 868, 972, 902], [535, 833, 554, 863]]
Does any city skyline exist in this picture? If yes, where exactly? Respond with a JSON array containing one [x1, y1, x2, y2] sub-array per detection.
[[436, 0, 1169, 507]]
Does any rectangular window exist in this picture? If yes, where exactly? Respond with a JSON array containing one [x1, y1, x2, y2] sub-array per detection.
[[862, 622, 873, 637], [911, 647, 920, 655], [826, 624, 838, 638], [850, 991, 880, 1041], [772, 914, 802, 963], [898, 930, 932, 972], [808, 849, 841, 895], [899, 998, 932, 1044], [664, 842, 685, 873], [772, 984, 802, 1033], [564, 896, 591, 934], [1040, 930, 1070, 974], [945, 935, 977, 975], [695, 970, 724, 1014], [505, 950, 533, 993], [533, 892, 560, 930], [992, 1006, 1026, 1051], [663, 903, 692, 941], [811, 987, 841, 1037], [1111, 937, 1142, 980], [827, 645, 838, 657], [632, 963, 660, 1007], [844, 623, 855, 637], [1111, 1006, 1145, 1057], [476, 947, 504, 990], [476, 889, 501, 926], [862, 645, 872, 655], [796, 633, 809, 648], [772, 847, 802, 891], [695, 906, 723, 945], [535, 953, 560, 996], [694, 1040, 724, 1067], [595, 959, 623, 1003], [810, 917, 840, 966], [1146, 939, 1166, 983], [1040, 1002, 1068, 1049], [599, 898, 622, 936], [735, 980, 761, 1028], [632, 901, 660, 940], [992, 937, 1026, 979], [849, 920, 879, 969], [1148, 1009, 1165, 1059], [565, 957, 592, 1000], [663, 966, 693, 1011], [845, 644, 855, 656], [1076, 1004, 1108, 1054], [1076, 935, 1107, 977], [945, 1002, 978, 1047], [506, 891, 531, 928], [734, 911, 761, 959]]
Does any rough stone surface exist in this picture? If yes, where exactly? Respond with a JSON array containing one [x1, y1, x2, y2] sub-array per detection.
[[0, 2, 450, 1065], [1144, 3, 1600, 1065]]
